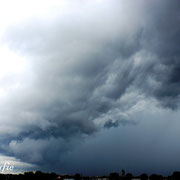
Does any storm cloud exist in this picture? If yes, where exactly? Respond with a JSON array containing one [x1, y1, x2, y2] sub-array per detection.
[[0, 0, 179, 174]]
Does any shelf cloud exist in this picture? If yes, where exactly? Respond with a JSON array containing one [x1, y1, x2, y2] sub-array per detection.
[[0, 0, 179, 173]]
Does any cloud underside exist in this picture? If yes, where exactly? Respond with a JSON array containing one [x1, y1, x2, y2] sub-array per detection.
[[0, 0, 179, 170]]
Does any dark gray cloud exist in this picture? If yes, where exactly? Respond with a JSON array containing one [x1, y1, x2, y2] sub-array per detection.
[[0, 0, 179, 174], [134, 0, 180, 109]]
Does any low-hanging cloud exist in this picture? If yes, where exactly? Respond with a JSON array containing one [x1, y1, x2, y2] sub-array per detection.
[[0, 0, 179, 171]]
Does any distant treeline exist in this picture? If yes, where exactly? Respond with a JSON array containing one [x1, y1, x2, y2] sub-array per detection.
[[0, 170, 180, 180]]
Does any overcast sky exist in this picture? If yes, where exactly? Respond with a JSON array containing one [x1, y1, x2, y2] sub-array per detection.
[[0, 0, 180, 176]]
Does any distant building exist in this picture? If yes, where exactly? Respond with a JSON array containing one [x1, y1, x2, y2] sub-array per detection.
[[90, 176, 109, 180], [121, 169, 125, 177], [56, 176, 62, 179], [97, 177, 109, 180]]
